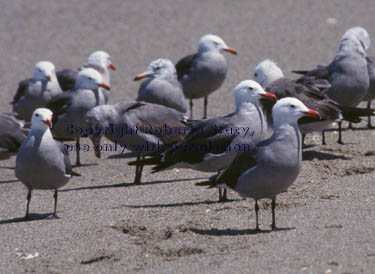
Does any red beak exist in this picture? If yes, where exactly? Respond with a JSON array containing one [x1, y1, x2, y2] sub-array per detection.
[[46, 75, 51, 81], [43, 119, 53, 129], [134, 72, 151, 81], [223, 47, 237, 55], [303, 109, 320, 119], [99, 83, 111, 91], [261, 91, 277, 101], [109, 63, 116, 70]]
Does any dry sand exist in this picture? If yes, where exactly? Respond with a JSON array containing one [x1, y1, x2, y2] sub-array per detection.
[[1, 0, 375, 273]]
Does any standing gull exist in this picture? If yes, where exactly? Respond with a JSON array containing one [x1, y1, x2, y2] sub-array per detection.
[[56, 50, 116, 103], [85, 102, 190, 184], [134, 58, 188, 113], [176, 34, 237, 118], [197, 98, 320, 231], [15, 108, 72, 219], [254, 59, 374, 145], [12, 61, 62, 122], [46, 68, 110, 166], [128, 80, 276, 200], [293, 26, 370, 143]]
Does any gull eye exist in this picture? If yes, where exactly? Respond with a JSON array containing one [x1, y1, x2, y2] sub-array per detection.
[[290, 104, 296, 108], [35, 113, 39, 117], [88, 77, 93, 80], [254, 73, 258, 77], [248, 87, 254, 91]]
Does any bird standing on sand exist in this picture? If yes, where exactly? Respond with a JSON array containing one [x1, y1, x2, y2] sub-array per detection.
[[47, 68, 110, 166], [57, 50, 116, 103], [197, 98, 320, 231], [135, 58, 188, 113], [293, 26, 370, 143], [128, 80, 277, 201], [176, 34, 237, 119], [12, 61, 62, 122], [15, 108, 72, 219]]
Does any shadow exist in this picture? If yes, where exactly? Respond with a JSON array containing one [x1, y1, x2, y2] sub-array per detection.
[[107, 152, 138, 159], [116, 199, 238, 209], [0, 166, 15, 170], [72, 163, 98, 168], [0, 179, 19, 184], [0, 152, 16, 161], [302, 150, 351, 161], [189, 226, 295, 236], [0, 213, 58, 224], [60, 177, 208, 192], [302, 144, 316, 149]]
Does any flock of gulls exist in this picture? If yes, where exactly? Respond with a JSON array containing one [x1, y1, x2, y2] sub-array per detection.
[[1, 26, 375, 231]]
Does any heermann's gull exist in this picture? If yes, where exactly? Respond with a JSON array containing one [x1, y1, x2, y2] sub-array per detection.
[[128, 80, 276, 200], [176, 34, 237, 118], [292, 27, 370, 143], [254, 59, 374, 145], [84, 102, 190, 184], [0, 113, 29, 158], [15, 108, 72, 219], [56, 50, 116, 103], [12, 61, 63, 122], [134, 58, 188, 113], [196, 98, 320, 231], [46, 68, 110, 166]]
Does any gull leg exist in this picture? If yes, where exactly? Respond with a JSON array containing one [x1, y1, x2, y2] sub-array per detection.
[[255, 199, 260, 232], [347, 122, 353, 130], [75, 137, 81, 166], [368, 100, 374, 129], [134, 155, 144, 184], [302, 133, 306, 148], [53, 189, 58, 217], [203, 96, 208, 119], [189, 99, 193, 119], [322, 130, 326, 145], [25, 189, 32, 219], [337, 122, 344, 145], [271, 198, 277, 230]]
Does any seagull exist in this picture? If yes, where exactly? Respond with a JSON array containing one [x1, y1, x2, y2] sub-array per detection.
[[128, 80, 277, 200], [134, 58, 188, 113], [56, 50, 116, 103], [12, 61, 62, 121], [0, 113, 29, 159], [176, 34, 237, 119], [292, 26, 370, 143], [84, 102, 191, 184], [46, 68, 110, 166], [254, 59, 374, 145], [196, 98, 320, 231], [15, 108, 73, 219]]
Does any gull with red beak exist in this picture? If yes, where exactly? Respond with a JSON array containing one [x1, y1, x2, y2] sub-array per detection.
[[128, 80, 277, 201], [56, 50, 116, 104], [12, 61, 62, 122], [134, 58, 188, 113], [175, 34, 237, 118], [15, 108, 73, 219], [196, 98, 319, 231], [47, 68, 110, 166]]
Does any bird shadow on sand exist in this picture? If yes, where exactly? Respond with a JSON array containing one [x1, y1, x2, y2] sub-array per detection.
[[0, 213, 59, 225], [107, 152, 138, 159], [302, 150, 351, 161], [189, 226, 295, 236], [72, 163, 98, 168], [0, 179, 19, 184], [117, 199, 238, 209], [60, 177, 207, 192], [0, 165, 15, 170]]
